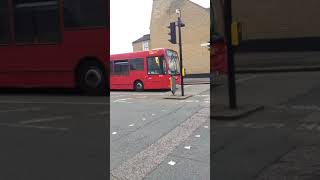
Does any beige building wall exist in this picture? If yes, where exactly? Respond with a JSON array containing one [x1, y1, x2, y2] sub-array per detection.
[[232, 0, 320, 40], [150, 0, 210, 75]]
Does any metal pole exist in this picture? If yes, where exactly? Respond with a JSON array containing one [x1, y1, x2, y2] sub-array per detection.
[[224, 0, 237, 109], [178, 16, 184, 96]]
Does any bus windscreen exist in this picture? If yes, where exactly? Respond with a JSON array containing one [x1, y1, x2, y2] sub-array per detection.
[[166, 49, 180, 75]]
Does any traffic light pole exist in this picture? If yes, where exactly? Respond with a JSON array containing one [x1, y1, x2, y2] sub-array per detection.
[[224, 0, 237, 109], [177, 16, 184, 96]]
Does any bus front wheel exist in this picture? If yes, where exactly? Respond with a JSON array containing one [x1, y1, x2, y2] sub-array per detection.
[[134, 80, 144, 91], [78, 62, 106, 95]]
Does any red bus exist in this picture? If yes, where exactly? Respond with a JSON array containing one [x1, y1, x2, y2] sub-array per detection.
[[0, 0, 109, 95], [211, 37, 227, 74], [110, 48, 181, 91]]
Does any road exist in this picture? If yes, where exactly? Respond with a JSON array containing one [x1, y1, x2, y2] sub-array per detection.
[[110, 84, 210, 180], [0, 90, 109, 180], [213, 72, 320, 180]]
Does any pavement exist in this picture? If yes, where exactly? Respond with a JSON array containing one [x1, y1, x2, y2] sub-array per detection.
[[235, 51, 320, 72], [212, 71, 320, 180], [0, 89, 109, 180], [110, 84, 210, 180], [184, 77, 210, 85]]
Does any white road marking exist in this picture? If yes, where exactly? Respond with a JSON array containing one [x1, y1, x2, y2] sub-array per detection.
[[0, 123, 68, 131], [195, 94, 209, 97], [204, 125, 209, 129], [113, 98, 133, 104], [112, 132, 117, 135], [151, 113, 156, 116], [142, 117, 146, 121], [195, 135, 201, 138], [0, 107, 42, 113], [113, 98, 132, 102], [168, 160, 176, 166], [129, 123, 135, 127], [0, 101, 107, 105], [184, 146, 191, 150], [110, 95, 126, 98], [20, 116, 72, 124]]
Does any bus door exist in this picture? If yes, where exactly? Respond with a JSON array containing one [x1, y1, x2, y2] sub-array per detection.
[[146, 56, 167, 89], [111, 60, 130, 89]]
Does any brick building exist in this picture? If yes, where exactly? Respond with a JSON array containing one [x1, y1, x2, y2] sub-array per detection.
[[132, 0, 210, 75], [212, 0, 320, 51], [132, 34, 150, 52]]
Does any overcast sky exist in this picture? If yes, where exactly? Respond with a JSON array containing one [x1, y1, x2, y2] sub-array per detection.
[[110, 0, 210, 54]]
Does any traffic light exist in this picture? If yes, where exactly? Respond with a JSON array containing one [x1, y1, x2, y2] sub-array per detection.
[[168, 22, 176, 44]]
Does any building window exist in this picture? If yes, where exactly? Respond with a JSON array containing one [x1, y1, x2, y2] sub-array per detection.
[[142, 41, 149, 51], [130, 58, 144, 71], [64, 0, 107, 28], [14, 0, 60, 43]]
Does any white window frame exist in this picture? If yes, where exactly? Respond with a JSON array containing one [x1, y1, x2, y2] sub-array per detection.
[[142, 41, 149, 51]]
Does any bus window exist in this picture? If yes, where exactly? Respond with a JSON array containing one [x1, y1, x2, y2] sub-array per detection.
[[110, 61, 114, 73], [14, 0, 60, 43], [147, 56, 165, 75], [64, 0, 107, 28], [0, 0, 10, 44], [130, 58, 144, 71], [114, 60, 129, 75]]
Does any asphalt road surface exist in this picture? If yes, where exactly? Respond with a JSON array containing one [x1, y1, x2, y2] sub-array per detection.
[[0, 90, 108, 180], [110, 84, 210, 180]]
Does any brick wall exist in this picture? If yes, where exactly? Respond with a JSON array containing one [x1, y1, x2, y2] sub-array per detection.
[[150, 0, 210, 75], [232, 0, 320, 40]]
